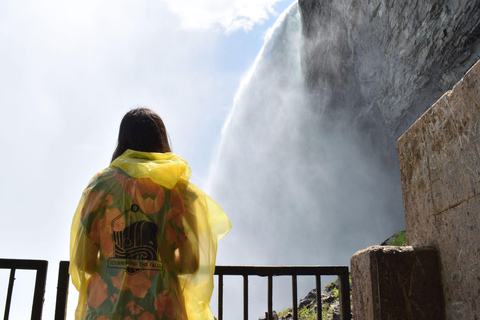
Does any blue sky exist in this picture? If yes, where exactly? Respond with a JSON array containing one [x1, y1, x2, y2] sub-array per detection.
[[0, 0, 292, 318]]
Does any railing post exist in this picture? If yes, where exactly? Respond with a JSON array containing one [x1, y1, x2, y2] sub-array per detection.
[[31, 261, 48, 320], [218, 274, 223, 320], [243, 275, 248, 320], [316, 274, 322, 320], [338, 271, 351, 320], [4, 269, 16, 320], [267, 275, 273, 320], [55, 261, 70, 320], [292, 275, 297, 320]]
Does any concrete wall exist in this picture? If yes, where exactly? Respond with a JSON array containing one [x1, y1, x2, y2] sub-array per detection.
[[397, 59, 480, 319]]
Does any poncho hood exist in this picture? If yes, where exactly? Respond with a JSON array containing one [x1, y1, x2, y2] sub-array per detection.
[[109, 149, 191, 189]]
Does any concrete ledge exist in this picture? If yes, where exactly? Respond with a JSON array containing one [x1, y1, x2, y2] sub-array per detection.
[[351, 246, 445, 320]]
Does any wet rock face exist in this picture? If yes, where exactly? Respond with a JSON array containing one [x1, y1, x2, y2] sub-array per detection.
[[298, 0, 480, 157]]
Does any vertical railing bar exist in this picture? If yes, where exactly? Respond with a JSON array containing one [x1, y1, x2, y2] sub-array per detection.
[[267, 275, 273, 320], [218, 274, 223, 320], [55, 261, 70, 320], [292, 275, 298, 320], [31, 261, 48, 320], [339, 271, 351, 320], [4, 268, 15, 320], [316, 274, 322, 320], [243, 275, 248, 320]]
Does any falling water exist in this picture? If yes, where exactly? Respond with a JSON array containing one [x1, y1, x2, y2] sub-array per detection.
[[208, 1, 405, 318]]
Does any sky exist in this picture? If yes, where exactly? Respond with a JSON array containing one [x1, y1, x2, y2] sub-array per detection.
[[0, 0, 293, 318]]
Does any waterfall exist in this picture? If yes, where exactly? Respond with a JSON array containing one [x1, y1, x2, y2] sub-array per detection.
[[209, 0, 480, 317], [207, 1, 413, 317], [210, 1, 403, 267]]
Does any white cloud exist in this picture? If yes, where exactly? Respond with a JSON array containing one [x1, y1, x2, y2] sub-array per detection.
[[0, 1, 258, 318], [162, 0, 284, 32]]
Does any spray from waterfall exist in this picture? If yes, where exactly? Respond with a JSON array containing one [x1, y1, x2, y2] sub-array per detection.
[[208, 1, 405, 317]]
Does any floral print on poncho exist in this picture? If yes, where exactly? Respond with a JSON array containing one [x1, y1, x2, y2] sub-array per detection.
[[70, 150, 231, 320]]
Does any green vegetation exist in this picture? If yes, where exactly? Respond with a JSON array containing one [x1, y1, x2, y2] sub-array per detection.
[[277, 304, 337, 320], [386, 230, 407, 246], [277, 306, 317, 320], [332, 286, 339, 300], [277, 278, 348, 320]]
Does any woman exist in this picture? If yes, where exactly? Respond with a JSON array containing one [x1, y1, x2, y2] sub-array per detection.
[[70, 108, 231, 320]]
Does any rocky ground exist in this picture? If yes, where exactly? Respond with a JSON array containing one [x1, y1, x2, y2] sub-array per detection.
[[258, 279, 352, 320]]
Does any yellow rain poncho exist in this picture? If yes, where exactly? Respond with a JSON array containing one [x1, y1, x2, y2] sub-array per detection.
[[70, 150, 231, 320]]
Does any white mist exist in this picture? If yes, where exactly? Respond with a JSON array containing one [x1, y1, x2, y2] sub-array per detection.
[[208, 1, 405, 318]]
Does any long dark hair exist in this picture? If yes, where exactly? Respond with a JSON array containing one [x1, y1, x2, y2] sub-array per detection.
[[111, 107, 172, 162]]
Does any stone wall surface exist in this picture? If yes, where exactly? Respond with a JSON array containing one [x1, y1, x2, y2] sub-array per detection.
[[350, 247, 374, 319], [351, 246, 445, 320], [398, 59, 480, 319]]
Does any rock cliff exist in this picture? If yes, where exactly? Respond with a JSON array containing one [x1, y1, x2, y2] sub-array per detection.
[[298, 0, 480, 159]]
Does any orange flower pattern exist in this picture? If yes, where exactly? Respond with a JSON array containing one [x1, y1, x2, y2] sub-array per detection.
[[165, 187, 187, 248], [87, 208, 121, 259], [138, 312, 156, 320], [126, 301, 144, 315], [112, 270, 152, 298], [114, 172, 166, 214], [154, 291, 176, 320], [109, 293, 118, 304], [79, 168, 189, 320], [87, 273, 108, 308], [166, 224, 187, 249], [82, 191, 105, 221]]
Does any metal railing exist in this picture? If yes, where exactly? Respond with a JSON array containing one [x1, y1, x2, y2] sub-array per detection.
[[215, 266, 351, 320], [2, 260, 351, 320], [0, 258, 48, 320]]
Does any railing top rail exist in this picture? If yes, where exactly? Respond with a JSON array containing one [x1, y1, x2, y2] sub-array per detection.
[[0, 258, 48, 271], [214, 265, 349, 276]]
